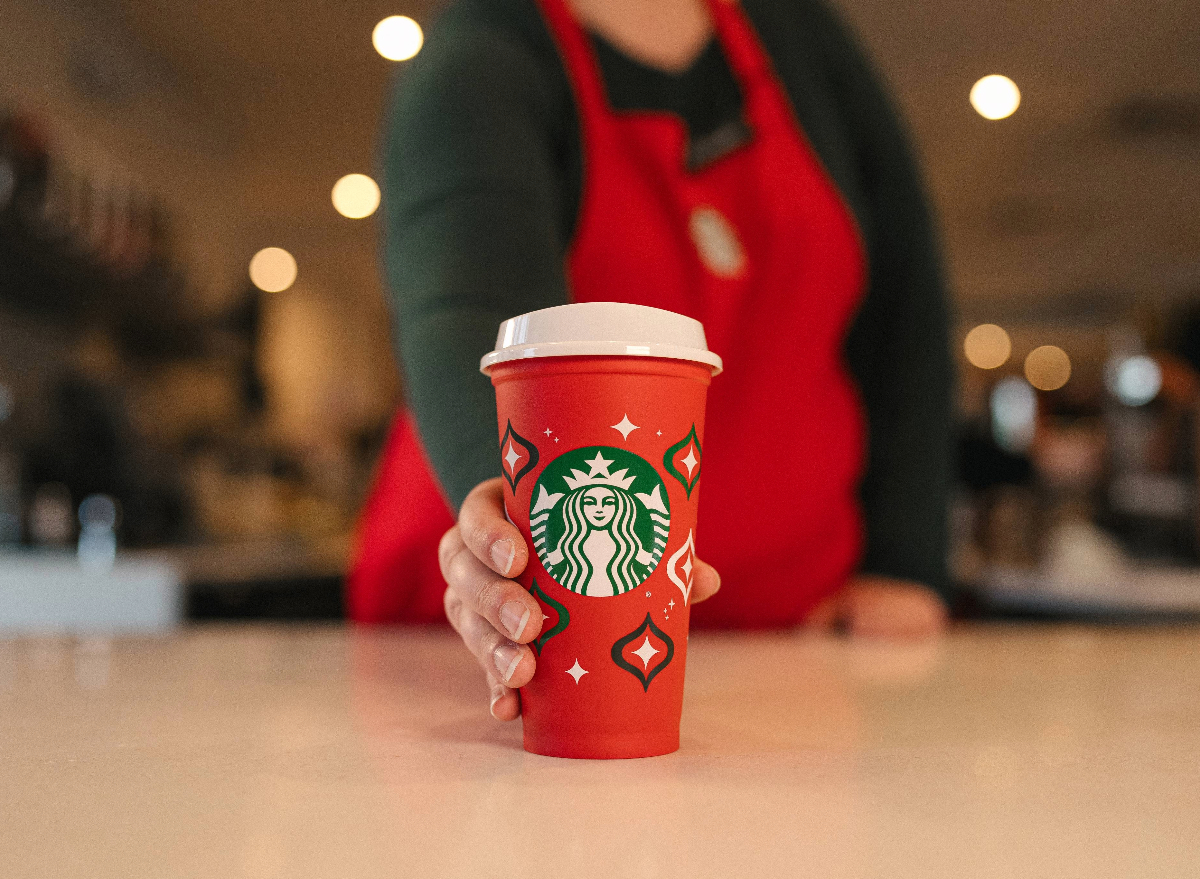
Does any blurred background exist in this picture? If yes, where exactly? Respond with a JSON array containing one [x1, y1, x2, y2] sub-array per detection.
[[1, 0, 1199, 628]]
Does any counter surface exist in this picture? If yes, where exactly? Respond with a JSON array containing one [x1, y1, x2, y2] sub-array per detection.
[[2, 624, 1197, 877]]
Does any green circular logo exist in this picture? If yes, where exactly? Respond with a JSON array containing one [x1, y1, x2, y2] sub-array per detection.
[[530, 446, 671, 597]]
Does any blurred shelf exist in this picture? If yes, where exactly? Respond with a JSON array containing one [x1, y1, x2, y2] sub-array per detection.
[[155, 536, 348, 621], [975, 564, 1200, 619]]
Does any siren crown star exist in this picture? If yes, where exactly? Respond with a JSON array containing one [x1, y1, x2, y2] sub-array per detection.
[[585, 451, 614, 476], [560, 450, 639, 491]]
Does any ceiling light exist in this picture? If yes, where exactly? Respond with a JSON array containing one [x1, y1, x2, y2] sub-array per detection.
[[1024, 345, 1070, 391], [964, 323, 1012, 369], [971, 75, 1021, 120], [332, 173, 380, 219], [249, 247, 297, 293], [373, 16, 423, 61]]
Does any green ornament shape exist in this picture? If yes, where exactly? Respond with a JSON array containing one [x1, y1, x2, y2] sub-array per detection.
[[663, 424, 703, 498], [530, 580, 569, 655], [611, 613, 675, 692]]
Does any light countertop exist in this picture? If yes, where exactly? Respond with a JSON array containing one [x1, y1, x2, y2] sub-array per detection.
[[1, 624, 1198, 878]]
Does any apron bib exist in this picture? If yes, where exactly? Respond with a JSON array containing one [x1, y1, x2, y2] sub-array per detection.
[[349, 0, 868, 628]]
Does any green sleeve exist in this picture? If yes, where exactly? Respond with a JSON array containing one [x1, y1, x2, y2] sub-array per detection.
[[380, 4, 570, 510], [807, 1, 957, 600]]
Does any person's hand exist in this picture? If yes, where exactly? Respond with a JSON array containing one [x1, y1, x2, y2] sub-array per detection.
[[440, 477, 721, 721], [805, 576, 947, 640]]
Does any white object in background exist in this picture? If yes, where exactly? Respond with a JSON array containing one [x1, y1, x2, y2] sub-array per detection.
[[1040, 520, 1130, 590], [77, 494, 118, 574], [1108, 355, 1162, 407], [0, 552, 181, 633], [990, 376, 1036, 452], [981, 519, 1200, 615]]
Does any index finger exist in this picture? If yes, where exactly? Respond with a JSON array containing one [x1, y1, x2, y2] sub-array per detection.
[[458, 477, 530, 579]]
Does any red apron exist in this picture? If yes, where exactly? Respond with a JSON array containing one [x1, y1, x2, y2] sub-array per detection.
[[348, 0, 867, 628]]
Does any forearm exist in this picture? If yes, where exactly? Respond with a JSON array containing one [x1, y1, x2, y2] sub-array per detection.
[[381, 7, 572, 510]]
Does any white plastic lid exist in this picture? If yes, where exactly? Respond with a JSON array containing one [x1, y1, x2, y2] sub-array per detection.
[[480, 302, 723, 375]]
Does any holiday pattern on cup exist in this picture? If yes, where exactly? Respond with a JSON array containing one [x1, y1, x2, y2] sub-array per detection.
[[666, 529, 697, 605], [611, 613, 675, 691], [499, 420, 539, 493], [529, 580, 569, 655], [530, 446, 670, 597], [663, 424, 703, 498]]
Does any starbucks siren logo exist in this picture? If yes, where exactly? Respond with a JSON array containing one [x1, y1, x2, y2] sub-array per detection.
[[530, 446, 670, 597]]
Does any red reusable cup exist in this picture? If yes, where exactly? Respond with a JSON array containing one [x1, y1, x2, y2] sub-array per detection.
[[481, 302, 722, 758]]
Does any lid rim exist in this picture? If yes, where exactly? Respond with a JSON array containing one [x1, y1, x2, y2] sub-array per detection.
[[480, 341, 723, 375]]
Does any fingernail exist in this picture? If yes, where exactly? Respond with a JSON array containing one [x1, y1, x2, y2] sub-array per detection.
[[500, 601, 531, 640], [489, 688, 505, 719], [491, 539, 516, 576], [494, 642, 522, 683]]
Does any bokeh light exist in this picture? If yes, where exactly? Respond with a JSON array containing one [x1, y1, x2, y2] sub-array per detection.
[[991, 376, 1037, 452], [331, 173, 380, 219], [373, 16, 423, 61], [249, 247, 297, 293], [964, 323, 1012, 369], [1110, 355, 1162, 406], [971, 75, 1021, 120], [1024, 345, 1071, 391]]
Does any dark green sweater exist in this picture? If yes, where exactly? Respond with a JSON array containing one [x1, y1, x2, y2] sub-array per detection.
[[381, 0, 955, 598]]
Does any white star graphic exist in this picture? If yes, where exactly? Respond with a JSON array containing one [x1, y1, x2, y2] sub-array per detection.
[[504, 441, 522, 474], [544, 428, 553, 436], [682, 555, 693, 578], [566, 659, 588, 683], [681, 446, 699, 477], [542, 612, 550, 624], [611, 414, 639, 440], [657, 430, 662, 436], [554, 437, 559, 443], [646, 591, 651, 598], [632, 636, 660, 670], [585, 450, 615, 477], [668, 599, 675, 609]]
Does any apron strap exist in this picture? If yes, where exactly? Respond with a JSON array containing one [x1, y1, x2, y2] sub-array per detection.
[[702, 0, 773, 84]]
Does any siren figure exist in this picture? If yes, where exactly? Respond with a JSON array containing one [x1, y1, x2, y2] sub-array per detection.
[[533, 449, 669, 596]]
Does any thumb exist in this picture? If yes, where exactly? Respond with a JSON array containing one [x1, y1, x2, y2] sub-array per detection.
[[689, 558, 721, 604]]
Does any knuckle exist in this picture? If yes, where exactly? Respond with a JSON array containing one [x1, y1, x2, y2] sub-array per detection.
[[474, 577, 511, 618], [445, 545, 479, 591], [443, 588, 462, 628], [460, 489, 506, 545], [456, 608, 492, 658], [478, 626, 507, 659], [461, 520, 493, 558], [437, 527, 463, 575]]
